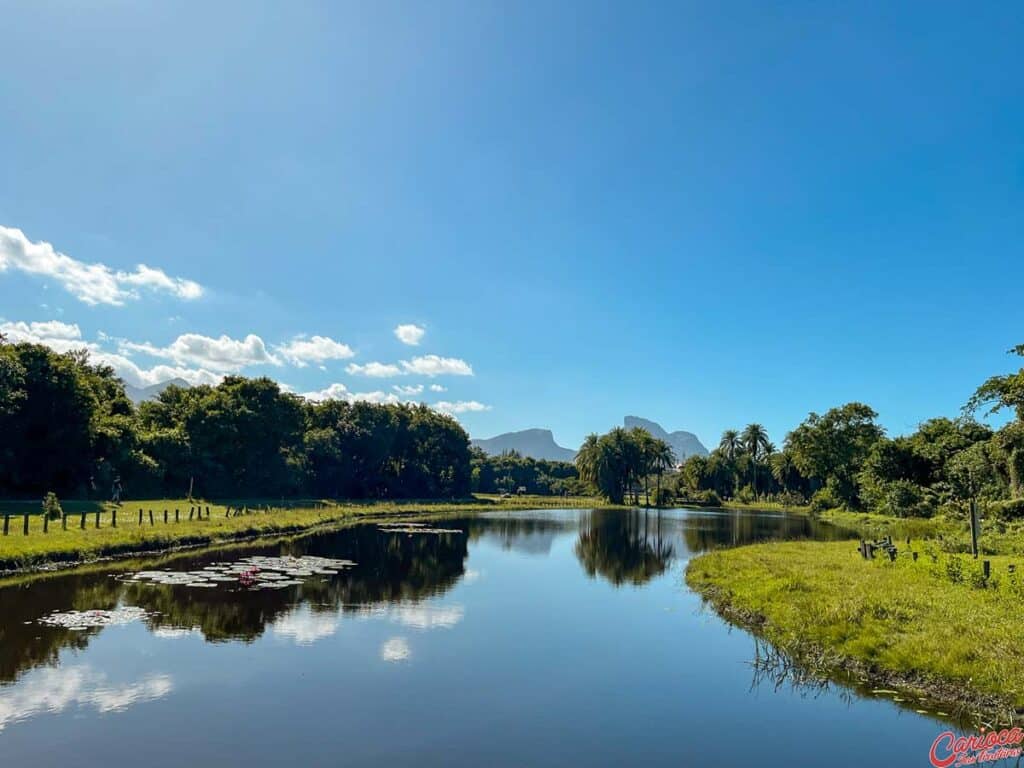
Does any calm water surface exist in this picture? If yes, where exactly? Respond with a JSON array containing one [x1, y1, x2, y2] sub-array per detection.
[[0, 508, 972, 766]]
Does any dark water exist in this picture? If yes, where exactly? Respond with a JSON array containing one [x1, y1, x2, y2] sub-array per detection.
[[0, 508, 975, 766]]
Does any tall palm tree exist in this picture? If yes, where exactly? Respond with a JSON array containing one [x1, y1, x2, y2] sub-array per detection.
[[741, 423, 770, 498], [651, 439, 676, 507], [718, 430, 742, 496], [719, 430, 742, 460]]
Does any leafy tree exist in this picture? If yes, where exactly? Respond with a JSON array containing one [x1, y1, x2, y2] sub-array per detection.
[[785, 402, 883, 509]]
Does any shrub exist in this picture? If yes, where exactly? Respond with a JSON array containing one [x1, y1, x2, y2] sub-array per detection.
[[736, 485, 755, 504], [991, 498, 1024, 520], [809, 487, 840, 513], [653, 486, 675, 507], [41, 492, 63, 520]]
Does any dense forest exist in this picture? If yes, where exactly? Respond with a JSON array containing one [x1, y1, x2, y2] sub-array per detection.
[[0, 340, 472, 500], [470, 449, 585, 496], [675, 345, 1024, 519]]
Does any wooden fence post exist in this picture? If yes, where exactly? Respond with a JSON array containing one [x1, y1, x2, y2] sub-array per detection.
[[139, 508, 143, 525], [3, 514, 8, 536], [62, 512, 67, 531], [163, 510, 168, 524], [189, 507, 194, 521], [24, 513, 30, 535], [95, 510, 100, 529], [80, 511, 86, 530], [175, 509, 179, 523], [112, 509, 117, 528], [983, 560, 991, 580], [149, 509, 154, 526], [43, 514, 49, 533]]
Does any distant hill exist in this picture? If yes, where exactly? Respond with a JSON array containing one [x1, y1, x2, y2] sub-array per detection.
[[124, 378, 190, 405], [623, 416, 708, 461], [471, 429, 576, 462]]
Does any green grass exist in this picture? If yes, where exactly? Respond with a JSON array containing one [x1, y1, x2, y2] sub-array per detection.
[[686, 539, 1024, 723], [0, 494, 614, 572], [717, 500, 813, 514]]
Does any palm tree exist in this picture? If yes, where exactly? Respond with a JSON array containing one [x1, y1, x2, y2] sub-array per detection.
[[741, 423, 770, 498], [651, 439, 676, 507], [718, 430, 743, 497]]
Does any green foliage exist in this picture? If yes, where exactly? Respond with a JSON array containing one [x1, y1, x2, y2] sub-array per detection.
[[0, 343, 473, 502], [575, 427, 675, 505], [41, 492, 63, 521], [470, 449, 579, 496], [809, 486, 840, 513], [991, 498, 1024, 519], [653, 486, 675, 507], [785, 402, 883, 509]]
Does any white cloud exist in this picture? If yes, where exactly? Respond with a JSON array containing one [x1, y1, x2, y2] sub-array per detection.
[[394, 323, 425, 346], [0, 320, 222, 388], [0, 320, 87, 352], [429, 384, 447, 393], [392, 384, 424, 396], [0, 225, 202, 306], [121, 333, 281, 371], [346, 361, 402, 378], [0, 666, 173, 731], [301, 383, 400, 405], [276, 335, 354, 367], [380, 636, 411, 663], [400, 355, 473, 377], [432, 400, 491, 415]]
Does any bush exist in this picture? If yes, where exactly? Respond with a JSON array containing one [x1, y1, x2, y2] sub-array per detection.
[[991, 499, 1024, 520], [41, 492, 63, 520], [809, 487, 840, 513], [883, 480, 936, 518], [653, 486, 675, 507], [689, 489, 722, 506], [736, 485, 755, 504]]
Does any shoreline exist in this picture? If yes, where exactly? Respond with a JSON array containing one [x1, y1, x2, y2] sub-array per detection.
[[0, 495, 621, 576], [685, 540, 1024, 727]]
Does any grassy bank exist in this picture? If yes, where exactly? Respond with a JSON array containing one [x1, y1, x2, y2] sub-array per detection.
[[716, 500, 813, 514], [686, 539, 1024, 724], [0, 494, 612, 573]]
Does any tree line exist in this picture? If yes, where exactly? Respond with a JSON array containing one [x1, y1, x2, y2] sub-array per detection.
[[675, 344, 1024, 519], [469, 449, 586, 496], [0, 340, 472, 500]]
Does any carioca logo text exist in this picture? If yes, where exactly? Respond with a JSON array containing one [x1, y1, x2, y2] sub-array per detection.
[[929, 728, 1024, 767]]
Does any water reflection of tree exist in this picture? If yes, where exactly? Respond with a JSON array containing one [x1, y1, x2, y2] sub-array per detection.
[[682, 510, 850, 553], [575, 509, 675, 586], [0, 523, 470, 681], [466, 514, 575, 556]]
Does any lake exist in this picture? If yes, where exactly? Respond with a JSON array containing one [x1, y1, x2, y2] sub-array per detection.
[[0, 508, 972, 766]]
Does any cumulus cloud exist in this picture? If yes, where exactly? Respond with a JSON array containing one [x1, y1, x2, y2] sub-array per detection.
[[276, 335, 354, 367], [0, 320, 88, 352], [346, 361, 402, 378], [0, 225, 202, 306], [392, 384, 424, 396], [121, 333, 281, 371], [0, 320, 222, 388], [432, 400, 491, 415], [393, 323, 425, 346], [400, 355, 473, 377], [429, 384, 447, 393], [301, 383, 400, 405]]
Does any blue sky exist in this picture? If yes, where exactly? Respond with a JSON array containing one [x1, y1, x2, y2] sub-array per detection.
[[2, 1, 1023, 450]]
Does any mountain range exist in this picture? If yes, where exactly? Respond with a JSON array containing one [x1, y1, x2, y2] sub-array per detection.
[[470, 429, 577, 462], [471, 418, 709, 463], [123, 378, 190, 405]]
